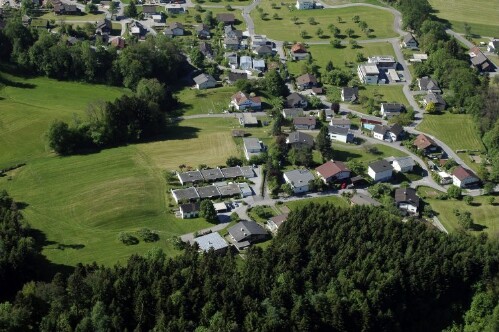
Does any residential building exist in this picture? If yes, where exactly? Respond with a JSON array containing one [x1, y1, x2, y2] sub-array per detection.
[[438, 171, 453, 184], [286, 131, 314, 148], [368, 55, 397, 69], [193, 73, 217, 90], [357, 64, 380, 84], [368, 160, 393, 182], [252, 59, 265, 71], [423, 92, 446, 111], [228, 220, 268, 249], [196, 24, 210, 39], [252, 35, 267, 47], [330, 118, 351, 129], [392, 156, 415, 173], [350, 193, 381, 206], [177, 170, 204, 186], [242, 137, 264, 160], [110, 36, 126, 49], [53, 2, 80, 15], [152, 14, 164, 24], [95, 19, 112, 35], [388, 123, 404, 141], [213, 202, 228, 213], [328, 126, 353, 143], [225, 52, 238, 68], [395, 188, 420, 214], [194, 232, 228, 253], [316, 160, 351, 184], [223, 36, 240, 50], [239, 56, 253, 70], [290, 43, 309, 60], [200, 168, 224, 182], [296, 0, 314, 9], [179, 202, 200, 219], [239, 113, 259, 127], [142, 5, 157, 18], [372, 124, 388, 141], [402, 34, 418, 49], [380, 103, 405, 119], [452, 166, 480, 188], [341, 87, 359, 102], [216, 13, 235, 25], [171, 187, 199, 203], [199, 42, 214, 59], [296, 73, 317, 90], [196, 185, 221, 200], [418, 76, 441, 93], [129, 21, 146, 37], [293, 117, 317, 130], [487, 39, 499, 53], [469, 46, 494, 72], [254, 45, 273, 56], [230, 91, 262, 111], [286, 92, 308, 108], [227, 72, 247, 84], [267, 213, 289, 234], [282, 108, 304, 118], [283, 169, 315, 193], [413, 133, 439, 154], [165, 4, 186, 14]]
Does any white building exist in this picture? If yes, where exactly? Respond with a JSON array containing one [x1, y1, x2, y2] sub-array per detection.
[[395, 188, 420, 215], [452, 166, 480, 188], [193, 73, 217, 90], [242, 137, 264, 160], [368, 160, 393, 182], [392, 157, 415, 173], [357, 64, 380, 84], [283, 169, 315, 194], [296, 0, 314, 9]]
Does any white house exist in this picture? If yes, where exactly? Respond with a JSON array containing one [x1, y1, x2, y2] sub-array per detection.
[[179, 202, 200, 219], [242, 137, 264, 160], [395, 188, 420, 215], [487, 39, 499, 53], [368, 160, 393, 182], [328, 126, 353, 143], [230, 91, 262, 111], [329, 118, 351, 129], [296, 0, 314, 10], [438, 171, 453, 185], [392, 156, 415, 173], [315, 160, 351, 184], [267, 213, 288, 234], [452, 166, 480, 188], [193, 73, 217, 90], [357, 64, 379, 84], [240, 56, 253, 70], [380, 103, 405, 119], [402, 34, 418, 49], [372, 125, 388, 141], [283, 169, 315, 194]]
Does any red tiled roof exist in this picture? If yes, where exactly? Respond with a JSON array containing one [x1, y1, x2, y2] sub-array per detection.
[[316, 161, 349, 179], [413, 133, 437, 150], [291, 43, 307, 53], [452, 166, 477, 181]]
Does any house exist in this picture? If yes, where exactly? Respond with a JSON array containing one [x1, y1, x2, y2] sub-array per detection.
[[142, 5, 157, 18], [165, 4, 186, 14], [254, 45, 273, 57], [194, 232, 228, 253], [129, 21, 146, 37], [166, 22, 184, 36], [296, 73, 317, 90], [217, 183, 243, 197], [452, 166, 480, 188], [224, 26, 243, 40], [179, 202, 200, 219], [328, 126, 353, 143], [252, 59, 265, 72], [423, 92, 446, 111], [95, 19, 112, 35], [252, 35, 268, 47], [171, 187, 199, 203], [230, 91, 262, 111], [196, 185, 221, 200], [200, 168, 224, 182], [387, 69, 401, 83], [283, 169, 315, 193], [228, 221, 268, 249], [350, 193, 381, 206], [368, 56, 397, 69], [54, 2, 80, 15], [282, 108, 304, 118], [341, 87, 359, 102], [110, 36, 126, 49], [388, 123, 404, 141], [368, 160, 393, 182], [413, 133, 439, 154], [392, 156, 415, 173], [293, 117, 317, 130], [239, 55, 253, 70], [395, 188, 420, 215], [225, 52, 238, 68], [290, 43, 309, 60], [216, 13, 235, 25], [330, 118, 351, 129], [286, 93, 308, 108], [469, 46, 495, 72], [196, 24, 210, 39], [213, 202, 228, 213], [227, 72, 247, 84], [239, 113, 259, 127], [193, 73, 217, 90], [372, 124, 389, 141], [402, 34, 418, 49], [438, 171, 453, 184], [296, 0, 314, 10], [267, 214, 288, 234], [357, 64, 380, 84], [152, 14, 164, 24], [223, 37, 240, 50], [315, 160, 350, 184], [418, 76, 441, 93], [242, 137, 264, 160], [324, 109, 334, 121], [311, 87, 324, 95], [380, 103, 405, 119], [177, 170, 204, 186], [410, 53, 428, 62], [199, 42, 214, 59], [361, 117, 383, 130], [286, 131, 314, 148], [487, 39, 499, 53]]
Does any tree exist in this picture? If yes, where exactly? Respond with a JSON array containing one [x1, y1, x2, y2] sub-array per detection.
[[308, 17, 317, 25], [136, 78, 173, 111], [345, 28, 355, 38], [464, 22, 472, 39], [316, 28, 324, 38], [337, 16, 342, 23], [349, 39, 359, 49], [189, 47, 205, 68], [271, 114, 284, 136], [225, 4, 232, 10], [330, 39, 342, 48], [300, 30, 309, 39], [289, 147, 313, 167], [85, 3, 98, 13], [226, 156, 243, 167], [281, 183, 294, 196], [326, 60, 334, 71], [458, 211, 473, 230], [125, 0, 138, 18], [447, 185, 462, 199], [352, 15, 360, 23], [425, 101, 437, 113], [368, 182, 393, 199], [316, 126, 333, 161], [200, 200, 217, 222], [464, 195, 474, 205], [356, 52, 366, 62], [109, 1, 118, 14], [47, 120, 75, 155], [291, 16, 299, 25], [307, 95, 323, 109], [263, 70, 289, 97], [331, 102, 340, 114], [273, 13, 279, 20], [194, 14, 202, 23], [319, 109, 326, 122], [487, 196, 495, 205]]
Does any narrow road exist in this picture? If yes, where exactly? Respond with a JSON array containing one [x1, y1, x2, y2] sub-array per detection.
[[445, 29, 474, 48]]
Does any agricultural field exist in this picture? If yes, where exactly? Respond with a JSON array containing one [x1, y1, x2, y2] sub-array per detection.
[[251, 2, 397, 42], [287, 42, 396, 75], [418, 187, 499, 238], [416, 113, 485, 152], [428, 0, 499, 37]]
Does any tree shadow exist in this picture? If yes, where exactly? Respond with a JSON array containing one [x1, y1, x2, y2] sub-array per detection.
[[56, 243, 86, 250], [15, 201, 30, 210], [0, 75, 37, 89], [471, 223, 487, 231], [333, 150, 362, 162]]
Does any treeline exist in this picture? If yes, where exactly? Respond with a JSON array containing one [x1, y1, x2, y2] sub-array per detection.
[[1, 204, 498, 331], [47, 78, 176, 155], [0, 15, 185, 89]]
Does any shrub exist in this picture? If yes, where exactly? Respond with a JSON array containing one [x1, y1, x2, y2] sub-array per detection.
[[118, 232, 139, 245], [447, 185, 462, 199], [136, 228, 159, 243]]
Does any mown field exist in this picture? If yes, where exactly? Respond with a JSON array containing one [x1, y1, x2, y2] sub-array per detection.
[[252, 2, 397, 42], [176, 86, 237, 116], [428, 0, 499, 37], [283, 195, 349, 210], [161, 7, 245, 28], [39, 12, 106, 22], [332, 141, 408, 164]]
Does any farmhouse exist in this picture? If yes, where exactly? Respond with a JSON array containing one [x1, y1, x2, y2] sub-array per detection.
[[316, 160, 351, 184], [368, 160, 393, 182], [290, 43, 309, 60], [193, 73, 217, 90], [283, 169, 315, 194], [286, 93, 308, 108], [357, 64, 380, 84], [380, 103, 405, 119], [230, 91, 262, 111], [413, 133, 439, 154], [402, 34, 418, 49], [267, 213, 289, 234], [418, 76, 441, 93], [395, 188, 420, 215], [392, 156, 415, 173], [330, 118, 351, 129], [194, 232, 228, 253], [286, 131, 314, 148], [341, 87, 359, 102], [296, 0, 314, 9], [423, 92, 446, 111], [293, 117, 317, 130], [296, 73, 317, 90], [239, 113, 259, 127], [171, 187, 200, 204], [216, 13, 235, 25], [228, 220, 268, 249], [282, 108, 304, 118], [328, 126, 353, 143], [452, 166, 480, 188], [179, 202, 200, 219], [242, 137, 264, 160]]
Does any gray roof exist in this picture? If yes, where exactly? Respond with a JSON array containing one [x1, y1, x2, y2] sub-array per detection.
[[224, 36, 239, 45], [424, 92, 446, 106], [172, 187, 199, 201], [287, 131, 314, 146], [403, 33, 417, 44], [381, 103, 404, 112], [200, 168, 224, 181], [217, 183, 241, 196], [180, 202, 200, 213], [239, 166, 255, 178], [394, 188, 420, 207], [142, 5, 157, 13], [284, 169, 315, 186], [286, 93, 306, 107], [268, 213, 288, 228], [393, 156, 415, 168], [193, 73, 216, 85], [350, 193, 381, 206], [373, 124, 388, 135], [221, 166, 243, 178], [331, 118, 351, 126], [194, 232, 228, 252], [369, 159, 393, 173], [341, 87, 358, 100], [389, 123, 404, 136], [196, 24, 210, 32], [282, 108, 304, 118], [256, 45, 273, 54], [196, 185, 221, 199], [228, 220, 267, 242], [328, 126, 349, 136], [199, 42, 213, 55], [178, 170, 204, 183], [228, 72, 247, 83], [243, 137, 262, 151], [418, 76, 440, 92]]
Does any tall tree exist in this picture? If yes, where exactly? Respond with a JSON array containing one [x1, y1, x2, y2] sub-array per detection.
[[316, 126, 333, 161]]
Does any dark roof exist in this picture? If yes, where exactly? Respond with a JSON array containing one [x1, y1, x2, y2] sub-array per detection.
[[328, 126, 349, 136], [216, 13, 235, 23], [287, 131, 314, 146], [403, 33, 417, 44], [196, 24, 210, 32], [316, 160, 350, 179], [294, 117, 316, 127], [413, 133, 437, 150], [170, 22, 184, 30], [389, 123, 404, 136], [199, 42, 213, 55], [178, 170, 204, 183], [381, 103, 404, 112], [373, 124, 388, 135], [296, 73, 317, 86], [172, 187, 199, 201], [452, 166, 478, 181], [286, 93, 306, 107], [418, 76, 440, 92], [256, 45, 273, 54], [342, 87, 359, 100], [268, 213, 288, 228], [221, 166, 243, 178], [217, 183, 241, 196], [369, 159, 392, 173], [196, 185, 221, 199], [180, 202, 200, 213], [395, 188, 420, 207], [282, 108, 304, 117], [200, 168, 224, 181], [424, 91, 446, 106], [228, 220, 267, 242], [228, 72, 248, 83], [239, 166, 255, 178], [291, 43, 307, 53]]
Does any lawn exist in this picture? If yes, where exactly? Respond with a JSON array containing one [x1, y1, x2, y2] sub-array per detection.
[[0, 117, 239, 267], [284, 195, 349, 210], [252, 2, 397, 42], [162, 7, 244, 28], [349, 85, 409, 113], [193, 0, 252, 6], [428, 0, 499, 37], [176, 86, 237, 116], [287, 42, 396, 75], [322, 0, 387, 6], [332, 141, 408, 164], [40, 12, 106, 22], [0, 73, 127, 170], [416, 113, 485, 152], [418, 187, 499, 238]]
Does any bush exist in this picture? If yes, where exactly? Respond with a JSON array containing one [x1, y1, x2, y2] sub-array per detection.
[[464, 196, 474, 206], [118, 232, 139, 245], [447, 185, 462, 199], [136, 228, 159, 242]]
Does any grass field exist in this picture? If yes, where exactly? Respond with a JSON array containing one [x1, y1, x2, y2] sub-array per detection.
[[40, 12, 106, 22], [162, 7, 244, 28], [416, 113, 485, 152], [283, 195, 349, 210], [332, 141, 408, 164], [251, 2, 397, 42], [322, 0, 387, 6], [176, 86, 237, 116], [287, 42, 396, 75], [348, 85, 409, 113], [0, 73, 127, 170], [418, 187, 499, 238], [193, 0, 252, 6], [428, 0, 499, 37]]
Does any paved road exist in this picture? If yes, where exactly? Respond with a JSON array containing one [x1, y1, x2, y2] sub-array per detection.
[[446, 29, 474, 48]]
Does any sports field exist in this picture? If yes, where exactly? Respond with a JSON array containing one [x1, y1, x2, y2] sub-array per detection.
[[251, 2, 397, 42], [428, 0, 499, 37]]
